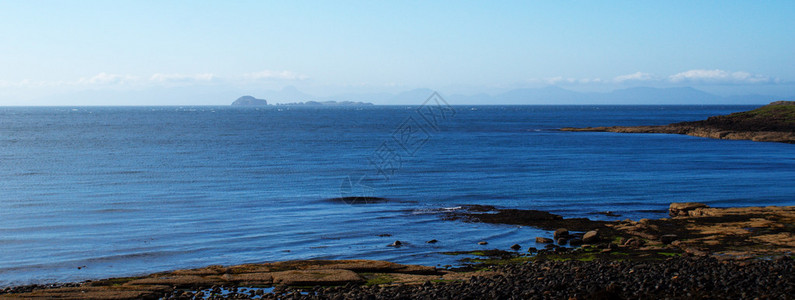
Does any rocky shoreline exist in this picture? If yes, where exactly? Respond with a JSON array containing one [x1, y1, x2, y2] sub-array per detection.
[[561, 101, 795, 143], [2, 203, 793, 299]]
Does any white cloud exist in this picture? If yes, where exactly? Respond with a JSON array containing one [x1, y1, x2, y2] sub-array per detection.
[[150, 73, 215, 83], [614, 72, 655, 82], [669, 69, 772, 84], [77, 72, 138, 85], [244, 70, 308, 81]]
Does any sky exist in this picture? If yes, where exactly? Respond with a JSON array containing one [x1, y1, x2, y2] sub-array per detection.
[[1, 1, 794, 105]]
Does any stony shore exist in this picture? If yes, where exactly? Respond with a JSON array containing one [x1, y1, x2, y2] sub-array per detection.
[[561, 101, 795, 143], [2, 203, 793, 299]]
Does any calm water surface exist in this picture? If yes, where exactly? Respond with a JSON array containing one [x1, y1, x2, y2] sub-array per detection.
[[0, 105, 793, 286]]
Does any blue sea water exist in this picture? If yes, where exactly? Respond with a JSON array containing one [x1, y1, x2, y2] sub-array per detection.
[[0, 104, 793, 286]]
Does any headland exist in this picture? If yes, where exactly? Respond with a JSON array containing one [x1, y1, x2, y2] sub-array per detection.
[[561, 101, 795, 143]]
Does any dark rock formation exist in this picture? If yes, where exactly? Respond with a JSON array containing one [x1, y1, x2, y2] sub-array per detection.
[[232, 96, 268, 106], [561, 101, 795, 143], [669, 202, 709, 217]]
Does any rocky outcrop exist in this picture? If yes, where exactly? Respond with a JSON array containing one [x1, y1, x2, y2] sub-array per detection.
[[1, 260, 440, 299], [231, 96, 268, 106], [669, 202, 709, 217], [448, 203, 794, 259], [561, 101, 795, 143]]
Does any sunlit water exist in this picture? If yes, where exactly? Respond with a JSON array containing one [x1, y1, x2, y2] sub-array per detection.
[[1, 104, 793, 286]]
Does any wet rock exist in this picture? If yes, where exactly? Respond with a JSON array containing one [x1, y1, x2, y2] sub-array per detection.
[[582, 230, 599, 243], [660, 234, 678, 244], [568, 238, 583, 246], [510, 244, 521, 250], [553, 228, 569, 239], [527, 247, 537, 253], [556, 238, 568, 245], [536, 237, 554, 244], [669, 202, 709, 217], [623, 237, 644, 248], [596, 211, 621, 217], [426, 239, 438, 244], [478, 241, 488, 245], [389, 240, 402, 247]]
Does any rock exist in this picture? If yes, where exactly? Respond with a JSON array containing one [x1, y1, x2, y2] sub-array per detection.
[[623, 237, 644, 248], [271, 269, 363, 286], [582, 230, 599, 243], [660, 234, 678, 244], [553, 228, 569, 239], [478, 241, 488, 245], [669, 202, 709, 217], [510, 244, 521, 250], [389, 240, 402, 247], [556, 238, 568, 245], [527, 247, 538, 253], [569, 238, 583, 246], [596, 211, 621, 217], [426, 239, 438, 244], [684, 247, 708, 257], [536, 237, 554, 244]]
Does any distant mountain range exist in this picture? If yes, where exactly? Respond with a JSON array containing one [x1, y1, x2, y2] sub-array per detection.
[[276, 101, 374, 106], [31, 84, 788, 106], [255, 86, 781, 105], [447, 86, 778, 105]]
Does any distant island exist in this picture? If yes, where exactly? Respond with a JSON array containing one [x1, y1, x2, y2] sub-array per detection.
[[276, 100, 373, 106], [231, 96, 372, 106], [231, 95, 268, 106], [561, 101, 795, 144]]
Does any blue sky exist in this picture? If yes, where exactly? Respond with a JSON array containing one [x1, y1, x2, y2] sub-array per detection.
[[1, 1, 793, 105]]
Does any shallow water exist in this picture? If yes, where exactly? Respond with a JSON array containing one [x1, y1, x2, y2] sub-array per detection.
[[1, 104, 793, 286]]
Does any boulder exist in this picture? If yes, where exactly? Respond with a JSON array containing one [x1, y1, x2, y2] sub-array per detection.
[[553, 228, 569, 239], [510, 244, 521, 250], [477, 241, 488, 245], [582, 230, 599, 243], [623, 237, 644, 248], [669, 202, 709, 217], [536, 237, 554, 244]]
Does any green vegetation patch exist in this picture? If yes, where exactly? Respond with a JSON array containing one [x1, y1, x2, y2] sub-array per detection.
[[364, 274, 395, 286]]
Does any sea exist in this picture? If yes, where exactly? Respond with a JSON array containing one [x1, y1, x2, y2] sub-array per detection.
[[1, 101, 793, 287]]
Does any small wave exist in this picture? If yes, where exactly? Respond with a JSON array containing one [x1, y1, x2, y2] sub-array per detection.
[[410, 206, 462, 215]]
